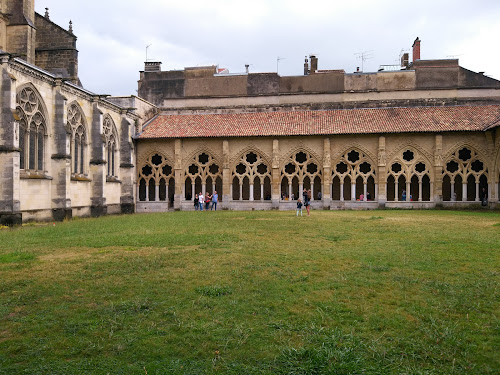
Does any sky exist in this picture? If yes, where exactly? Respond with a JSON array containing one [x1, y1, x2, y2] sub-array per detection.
[[35, 0, 500, 97]]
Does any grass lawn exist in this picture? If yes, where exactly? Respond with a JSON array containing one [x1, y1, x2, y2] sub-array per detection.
[[0, 210, 499, 374]]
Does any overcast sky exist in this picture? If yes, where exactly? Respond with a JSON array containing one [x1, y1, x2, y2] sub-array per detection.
[[35, 0, 500, 97]]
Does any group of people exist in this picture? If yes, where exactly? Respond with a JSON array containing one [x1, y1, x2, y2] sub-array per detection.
[[194, 191, 218, 211], [296, 189, 312, 216]]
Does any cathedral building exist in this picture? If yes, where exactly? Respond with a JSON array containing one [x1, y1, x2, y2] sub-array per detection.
[[0, 0, 499, 224]]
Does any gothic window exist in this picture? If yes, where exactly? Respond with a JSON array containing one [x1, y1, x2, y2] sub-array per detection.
[[103, 116, 118, 177], [281, 150, 322, 200], [231, 151, 271, 201], [386, 149, 431, 202], [16, 87, 47, 172], [442, 147, 488, 202], [332, 149, 375, 201], [68, 104, 87, 175], [184, 152, 222, 200], [138, 153, 175, 203]]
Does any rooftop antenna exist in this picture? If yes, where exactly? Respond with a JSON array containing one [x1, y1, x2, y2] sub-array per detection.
[[277, 56, 285, 74], [354, 50, 374, 72], [146, 44, 152, 62]]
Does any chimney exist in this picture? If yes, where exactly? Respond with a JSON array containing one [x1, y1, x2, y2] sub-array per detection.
[[356, 67, 360, 72], [309, 55, 318, 74], [144, 61, 162, 72], [245, 64, 249, 74], [401, 53, 409, 68], [412, 37, 421, 63], [304, 56, 309, 75]]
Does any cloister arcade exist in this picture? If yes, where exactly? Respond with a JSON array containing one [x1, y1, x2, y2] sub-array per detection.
[[136, 142, 497, 210]]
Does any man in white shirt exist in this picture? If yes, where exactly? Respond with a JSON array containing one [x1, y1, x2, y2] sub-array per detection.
[[198, 192, 204, 211]]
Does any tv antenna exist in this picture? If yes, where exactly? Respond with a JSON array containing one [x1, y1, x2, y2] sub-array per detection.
[[354, 50, 374, 72], [277, 56, 285, 74], [146, 44, 152, 62]]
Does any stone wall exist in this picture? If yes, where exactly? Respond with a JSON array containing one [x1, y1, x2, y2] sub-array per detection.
[[0, 56, 146, 223], [136, 130, 500, 211], [34, 13, 78, 84], [138, 60, 500, 107]]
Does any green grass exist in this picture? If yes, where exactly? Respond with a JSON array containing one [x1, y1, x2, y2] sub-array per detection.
[[0, 210, 499, 374]]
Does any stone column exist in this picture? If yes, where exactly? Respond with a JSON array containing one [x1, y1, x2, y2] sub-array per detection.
[[119, 115, 135, 214], [433, 134, 443, 204], [0, 63, 21, 224], [50, 86, 72, 221], [351, 183, 356, 201], [249, 184, 254, 201], [174, 139, 183, 210], [89, 101, 106, 217], [271, 139, 280, 209], [377, 136, 387, 207], [222, 139, 231, 209]]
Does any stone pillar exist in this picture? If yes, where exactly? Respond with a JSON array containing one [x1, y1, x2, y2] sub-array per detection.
[[249, 184, 254, 201], [222, 139, 231, 209], [174, 139, 182, 210], [119, 115, 135, 214], [0, 63, 21, 225], [51, 86, 72, 221], [377, 136, 387, 207], [433, 134, 443, 204], [89, 102, 106, 217], [322, 137, 331, 209], [351, 183, 356, 201], [462, 183, 467, 201], [363, 183, 367, 201], [271, 139, 280, 209]]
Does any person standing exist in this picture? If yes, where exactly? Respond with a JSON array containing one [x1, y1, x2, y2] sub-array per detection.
[[205, 193, 211, 211], [480, 187, 488, 206], [296, 198, 303, 216], [303, 189, 311, 216], [194, 193, 199, 211], [198, 192, 204, 211], [211, 191, 218, 210]]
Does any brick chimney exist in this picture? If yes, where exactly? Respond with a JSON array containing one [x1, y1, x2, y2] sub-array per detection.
[[412, 37, 421, 63]]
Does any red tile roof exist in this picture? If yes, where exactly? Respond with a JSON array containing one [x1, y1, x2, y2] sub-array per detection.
[[138, 105, 500, 139]]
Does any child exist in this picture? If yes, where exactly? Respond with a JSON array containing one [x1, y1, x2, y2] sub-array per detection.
[[296, 198, 303, 216]]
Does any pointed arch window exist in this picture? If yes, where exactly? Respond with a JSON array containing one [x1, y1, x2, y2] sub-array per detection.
[[68, 104, 87, 175], [16, 87, 47, 172], [103, 116, 118, 177]]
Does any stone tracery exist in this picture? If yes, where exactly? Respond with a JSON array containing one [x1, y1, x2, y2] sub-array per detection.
[[231, 151, 271, 200], [17, 86, 47, 171], [442, 146, 488, 201], [386, 147, 431, 201], [183, 151, 222, 200], [68, 103, 87, 175], [280, 150, 322, 200], [103, 115, 118, 177], [331, 149, 376, 201], [138, 152, 175, 202]]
